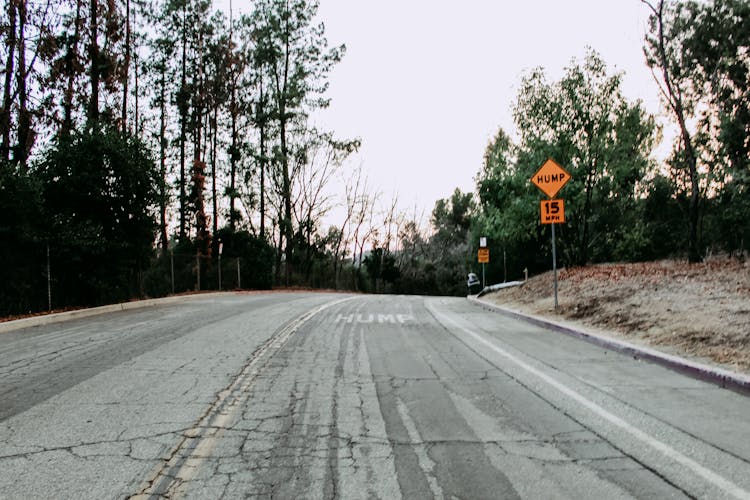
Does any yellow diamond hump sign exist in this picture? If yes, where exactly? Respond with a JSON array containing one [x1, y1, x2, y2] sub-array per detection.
[[531, 158, 571, 198]]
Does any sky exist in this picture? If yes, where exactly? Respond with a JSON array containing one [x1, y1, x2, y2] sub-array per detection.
[[309, 0, 664, 215], [218, 0, 666, 226]]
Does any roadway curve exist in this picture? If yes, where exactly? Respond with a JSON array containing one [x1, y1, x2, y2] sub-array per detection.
[[1, 292, 749, 499]]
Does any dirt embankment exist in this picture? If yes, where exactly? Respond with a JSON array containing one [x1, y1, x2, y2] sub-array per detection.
[[483, 258, 750, 373]]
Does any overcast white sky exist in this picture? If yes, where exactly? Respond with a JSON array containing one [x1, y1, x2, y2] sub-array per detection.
[[219, 0, 666, 225], [310, 1, 663, 213]]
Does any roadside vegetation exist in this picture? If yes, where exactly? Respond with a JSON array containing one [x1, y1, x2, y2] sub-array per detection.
[[484, 258, 750, 373], [0, 0, 748, 316]]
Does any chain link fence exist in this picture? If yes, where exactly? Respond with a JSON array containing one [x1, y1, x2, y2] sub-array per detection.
[[142, 252, 273, 297], [0, 249, 275, 317]]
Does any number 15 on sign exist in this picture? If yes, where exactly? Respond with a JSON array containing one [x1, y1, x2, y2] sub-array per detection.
[[540, 199, 565, 224]]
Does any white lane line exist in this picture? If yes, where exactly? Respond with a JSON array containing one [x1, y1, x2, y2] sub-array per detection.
[[395, 398, 445, 500], [429, 303, 750, 500]]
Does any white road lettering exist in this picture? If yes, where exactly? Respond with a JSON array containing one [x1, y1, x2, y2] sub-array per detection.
[[335, 313, 414, 324]]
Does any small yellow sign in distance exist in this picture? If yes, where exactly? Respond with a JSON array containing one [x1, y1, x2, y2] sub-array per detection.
[[540, 199, 565, 224], [531, 158, 571, 198], [478, 248, 490, 263]]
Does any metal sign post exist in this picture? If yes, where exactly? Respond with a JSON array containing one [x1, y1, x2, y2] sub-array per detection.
[[218, 242, 223, 291], [531, 158, 571, 311], [551, 223, 558, 309], [478, 238, 489, 288], [46, 243, 52, 311]]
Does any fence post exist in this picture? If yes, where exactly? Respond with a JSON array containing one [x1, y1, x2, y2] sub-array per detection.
[[196, 252, 201, 291], [237, 258, 241, 289], [170, 249, 175, 294], [46, 242, 52, 311]]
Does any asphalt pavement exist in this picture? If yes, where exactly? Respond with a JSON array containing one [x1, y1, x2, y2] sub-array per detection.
[[1, 292, 749, 499]]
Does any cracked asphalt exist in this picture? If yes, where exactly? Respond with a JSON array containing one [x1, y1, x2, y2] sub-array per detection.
[[1, 293, 750, 499]]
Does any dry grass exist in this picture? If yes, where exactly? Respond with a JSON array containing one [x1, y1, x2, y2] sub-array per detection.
[[484, 257, 750, 373]]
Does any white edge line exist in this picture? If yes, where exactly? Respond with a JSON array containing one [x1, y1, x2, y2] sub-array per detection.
[[468, 296, 750, 388], [431, 304, 750, 500]]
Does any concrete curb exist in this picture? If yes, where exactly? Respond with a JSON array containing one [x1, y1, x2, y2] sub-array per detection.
[[468, 295, 750, 396], [0, 292, 231, 334]]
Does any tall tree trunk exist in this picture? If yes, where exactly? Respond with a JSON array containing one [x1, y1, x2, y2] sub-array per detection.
[[279, 14, 292, 286], [133, 41, 139, 134], [274, 216, 283, 285], [229, 74, 237, 230], [121, 0, 130, 131], [258, 79, 266, 238], [62, 0, 82, 138], [158, 64, 168, 251], [192, 30, 203, 171], [280, 112, 292, 285], [16, 0, 30, 170], [579, 158, 597, 266], [87, 0, 99, 122], [178, 3, 187, 239], [644, 0, 702, 263], [228, 0, 237, 231], [211, 105, 218, 238], [192, 25, 208, 252], [1, 0, 17, 161]]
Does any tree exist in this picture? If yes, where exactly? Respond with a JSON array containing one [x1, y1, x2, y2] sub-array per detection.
[[512, 49, 657, 265], [642, 0, 704, 262], [290, 129, 359, 284], [148, 35, 175, 251], [475, 129, 545, 279], [2, 0, 55, 167], [428, 188, 475, 295], [672, 0, 750, 255], [431, 188, 474, 248], [38, 125, 161, 306], [254, 0, 344, 284], [0, 160, 44, 315]]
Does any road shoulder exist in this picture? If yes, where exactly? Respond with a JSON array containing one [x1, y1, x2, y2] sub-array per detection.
[[0, 292, 231, 334], [468, 295, 750, 396]]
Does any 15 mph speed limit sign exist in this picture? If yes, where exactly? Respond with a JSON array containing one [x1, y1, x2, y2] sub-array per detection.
[[540, 199, 565, 224]]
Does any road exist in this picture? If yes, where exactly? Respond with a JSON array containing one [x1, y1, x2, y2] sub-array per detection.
[[1, 292, 749, 499]]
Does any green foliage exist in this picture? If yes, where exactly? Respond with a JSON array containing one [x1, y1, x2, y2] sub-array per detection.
[[512, 49, 658, 266], [431, 188, 475, 247], [473, 50, 660, 276], [215, 228, 275, 289], [0, 162, 45, 315], [639, 0, 750, 261], [674, 0, 750, 254], [475, 128, 543, 277], [362, 247, 400, 293], [378, 190, 475, 296], [38, 125, 161, 307]]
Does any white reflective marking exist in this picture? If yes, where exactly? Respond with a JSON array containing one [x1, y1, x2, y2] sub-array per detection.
[[377, 314, 395, 323], [334, 313, 414, 324], [335, 314, 354, 324], [430, 303, 750, 500], [357, 314, 375, 323], [396, 398, 444, 499]]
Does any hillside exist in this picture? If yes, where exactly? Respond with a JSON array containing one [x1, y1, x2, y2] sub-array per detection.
[[482, 258, 750, 373]]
